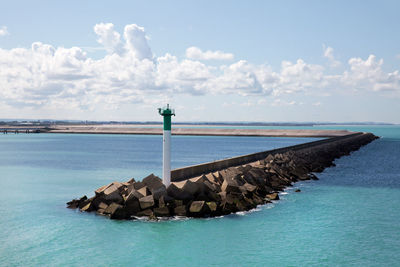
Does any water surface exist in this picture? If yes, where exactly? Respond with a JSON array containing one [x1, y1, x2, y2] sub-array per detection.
[[0, 127, 399, 266]]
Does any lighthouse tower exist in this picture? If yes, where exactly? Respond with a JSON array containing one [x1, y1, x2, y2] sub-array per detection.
[[158, 104, 175, 187]]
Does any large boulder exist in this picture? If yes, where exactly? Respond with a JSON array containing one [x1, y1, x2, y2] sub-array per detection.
[[136, 209, 153, 217], [154, 206, 170, 217], [182, 180, 202, 196], [189, 201, 210, 216], [221, 178, 241, 194], [139, 195, 155, 209], [142, 174, 164, 193], [103, 183, 124, 203], [78, 196, 94, 209], [205, 173, 220, 185], [103, 202, 123, 215], [137, 186, 149, 197], [125, 198, 140, 215], [206, 202, 218, 213], [80, 202, 93, 212], [219, 167, 242, 183], [125, 189, 145, 202], [67, 195, 87, 209], [110, 206, 130, 220], [174, 205, 187, 216], [167, 183, 194, 202], [240, 183, 257, 193], [152, 185, 167, 200], [133, 181, 145, 190], [266, 192, 279, 200]]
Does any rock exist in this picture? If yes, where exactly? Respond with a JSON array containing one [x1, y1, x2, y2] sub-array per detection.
[[66, 197, 83, 209], [205, 173, 219, 185], [125, 199, 140, 215], [295, 189, 301, 192], [127, 177, 136, 184], [182, 180, 201, 195], [167, 183, 193, 201], [152, 185, 167, 200], [203, 179, 219, 192], [308, 173, 319, 180], [206, 201, 217, 212], [265, 154, 274, 163], [174, 205, 187, 216], [103, 203, 123, 215], [133, 181, 145, 190], [78, 196, 93, 209], [96, 208, 106, 215], [125, 189, 144, 202], [103, 184, 123, 203], [212, 171, 223, 184], [136, 209, 154, 217], [206, 190, 222, 202], [241, 183, 257, 193], [266, 193, 279, 200], [137, 186, 149, 197], [174, 199, 183, 207], [80, 202, 92, 212], [149, 213, 158, 221], [189, 201, 207, 215], [139, 195, 155, 209], [142, 174, 164, 193], [95, 185, 108, 195], [98, 202, 108, 210], [219, 167, 242, 183], [110, 206, 130, 220], [252, 194, 264, 205], [154, 206, 170, 217], [163, 195, 175, 204], [218, 191, 227, 205]]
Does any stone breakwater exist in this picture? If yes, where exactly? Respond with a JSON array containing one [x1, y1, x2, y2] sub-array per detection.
[[67, 133, 378, 220]]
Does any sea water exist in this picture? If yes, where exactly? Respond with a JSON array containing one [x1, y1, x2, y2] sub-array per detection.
[[0, 126, 399, 266]]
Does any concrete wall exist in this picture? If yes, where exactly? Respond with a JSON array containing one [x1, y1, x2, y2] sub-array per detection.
[[171, 132, 364, 182]]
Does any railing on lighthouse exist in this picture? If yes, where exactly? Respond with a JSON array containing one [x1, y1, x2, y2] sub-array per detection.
[[158, 104, 175, 187]]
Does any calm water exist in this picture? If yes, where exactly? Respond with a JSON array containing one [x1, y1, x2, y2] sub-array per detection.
[[0, 126, 399, 266]]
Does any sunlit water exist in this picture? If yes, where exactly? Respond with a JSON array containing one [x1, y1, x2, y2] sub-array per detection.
[[0, 126, 399, 266]]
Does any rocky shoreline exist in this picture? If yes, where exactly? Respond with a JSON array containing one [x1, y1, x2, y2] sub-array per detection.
[[67, 133, 378, 220]]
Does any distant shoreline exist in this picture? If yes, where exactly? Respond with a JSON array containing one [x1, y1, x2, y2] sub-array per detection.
[[1, 124, 355, 137]]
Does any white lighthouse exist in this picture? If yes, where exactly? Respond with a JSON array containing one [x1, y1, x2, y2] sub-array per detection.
[[158, 104, 175, 187]]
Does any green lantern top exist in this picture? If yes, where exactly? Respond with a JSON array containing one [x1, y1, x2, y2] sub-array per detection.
[[158, 104, 175, 130]]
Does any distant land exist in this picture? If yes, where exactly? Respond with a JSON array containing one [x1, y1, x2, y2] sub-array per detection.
[[0, 119, 396, 127]]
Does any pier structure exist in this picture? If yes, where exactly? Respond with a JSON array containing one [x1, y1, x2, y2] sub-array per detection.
[[158, 104, 175, 187], [1, 128, 42, 134]]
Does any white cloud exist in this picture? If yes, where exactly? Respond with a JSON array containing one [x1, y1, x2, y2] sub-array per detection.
[[0, 23, 399, 114], [342, 55, 400, 92], [186, 46, 234, 61], [271, 99, 297, 106], [94, 23, 152, 60], [323, 45, 341, 67], [0, 26, 9, 36], [94, 23, 122, 54], [123, 24, 153, 60]]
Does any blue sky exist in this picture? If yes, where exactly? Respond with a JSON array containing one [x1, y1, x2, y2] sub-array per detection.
[[1, 0, 399, 123]]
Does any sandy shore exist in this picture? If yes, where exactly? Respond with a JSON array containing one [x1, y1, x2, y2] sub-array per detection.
[[44, 125, 354, 137]]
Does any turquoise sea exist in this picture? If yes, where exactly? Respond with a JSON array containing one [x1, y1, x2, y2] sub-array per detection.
[[0, 125, 399, 266]]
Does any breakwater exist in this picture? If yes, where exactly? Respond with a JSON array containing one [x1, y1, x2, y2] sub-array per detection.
[[67, 132, 378, 220]]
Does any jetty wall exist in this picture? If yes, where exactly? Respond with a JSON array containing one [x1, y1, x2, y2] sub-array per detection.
[[171, 132, 365, 182]]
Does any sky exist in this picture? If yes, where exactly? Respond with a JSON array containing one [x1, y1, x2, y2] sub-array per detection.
[[0, 0, 399, 123]]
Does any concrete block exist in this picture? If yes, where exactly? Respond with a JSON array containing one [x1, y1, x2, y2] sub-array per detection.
[[139, 195, 155, 209], [154, 206, 170, 217]]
